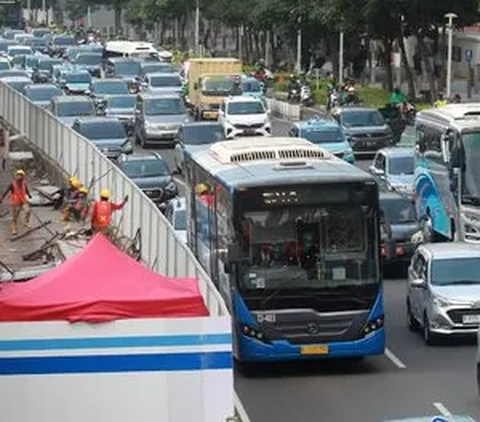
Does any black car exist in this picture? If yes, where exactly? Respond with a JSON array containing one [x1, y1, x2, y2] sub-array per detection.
[[33, 57, 63, 83], [117, 152, 178, 205], [89, 79, 129, 107], [72, 117, 134, 160], [48, 34, 77, 57], [332, 107, 394, 156], [380, 191, 419, 264]]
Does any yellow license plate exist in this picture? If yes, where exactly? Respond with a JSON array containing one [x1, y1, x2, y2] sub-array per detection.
[[301, 345, 329, 355], [203, 111, 218, 119]]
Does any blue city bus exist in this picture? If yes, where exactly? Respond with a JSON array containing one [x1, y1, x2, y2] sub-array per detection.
[[183, 137, 384, 362], [414, 105, 480, 242]]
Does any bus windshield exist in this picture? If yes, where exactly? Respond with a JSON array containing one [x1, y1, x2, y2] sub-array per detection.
[[201, 75, 236, 95], [114, 61, 140, 77], [238, 203, 378, 293], [462, 132, 480, 202]]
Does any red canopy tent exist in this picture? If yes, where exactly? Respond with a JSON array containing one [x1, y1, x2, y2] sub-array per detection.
[[0, 234, 209, 322]]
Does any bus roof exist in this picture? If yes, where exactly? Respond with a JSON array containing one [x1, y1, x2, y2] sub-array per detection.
[[185, 137, 374, 189], [417, 104, 480, 131], [105, 41, 157, 54]]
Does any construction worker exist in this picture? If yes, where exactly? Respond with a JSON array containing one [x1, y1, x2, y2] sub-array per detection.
[[0, 169, 32, 235], [91, 189, 128, 234], [71, 186, 90, 222], [53, 176, 82, 210]]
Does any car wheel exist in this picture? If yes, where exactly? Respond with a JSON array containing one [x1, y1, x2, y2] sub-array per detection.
[[406, 300, 419, 332], [423, 314, 437, 346]]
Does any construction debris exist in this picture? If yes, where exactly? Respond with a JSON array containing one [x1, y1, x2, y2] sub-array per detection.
[[10, 220, 52, 241]]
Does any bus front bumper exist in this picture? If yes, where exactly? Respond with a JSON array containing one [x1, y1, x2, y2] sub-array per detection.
[[236, 327, 385, 362]]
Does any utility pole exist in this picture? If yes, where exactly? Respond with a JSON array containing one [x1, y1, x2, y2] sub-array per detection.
[[295, 17, 302, 73], [339, 29, 344, 86], [194, 0, 200, 56], [445, 12, 458, 99]]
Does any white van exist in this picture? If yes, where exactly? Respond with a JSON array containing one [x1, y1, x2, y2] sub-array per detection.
[[104, 41, 172, 62]]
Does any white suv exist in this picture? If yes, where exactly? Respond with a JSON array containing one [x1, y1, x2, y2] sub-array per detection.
[[218, 96, 271, 139]]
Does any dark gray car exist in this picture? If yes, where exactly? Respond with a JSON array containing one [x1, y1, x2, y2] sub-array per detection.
[[134, 93, 191, 148], [72, 117, 134, 160], [102, 94, 136, 135], [117, 152, 178, 204], [332, 107, 394, 156], [50, 96, 97, 127], [380, 191, 419, 264], [23, 83, 63, 109]]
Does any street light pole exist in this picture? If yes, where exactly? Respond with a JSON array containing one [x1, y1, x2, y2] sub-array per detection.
[[194, 0, 200, 56], [339, 29, 344, 85], [445, 12, 458, 99], [295, 17, 302, 73]]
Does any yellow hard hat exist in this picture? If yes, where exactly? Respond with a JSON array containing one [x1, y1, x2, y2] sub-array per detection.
[[196, 183, 208, 195], [100, 189, 110, 199], [79, 186, 88, 194], [69, 177, 81, 188], [15, 169, 25, 176]]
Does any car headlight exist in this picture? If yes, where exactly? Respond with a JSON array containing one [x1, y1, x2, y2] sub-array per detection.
[[433, 296, 450, 308], [165, 181, 176, 191], [121, 141, 133, 152], [145, 122, 155, 129]]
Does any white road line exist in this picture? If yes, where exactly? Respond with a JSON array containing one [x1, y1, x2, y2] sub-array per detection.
[[385, 347, 407, 369], [433, 402, 452, 416], [235, 392, 252, 422]]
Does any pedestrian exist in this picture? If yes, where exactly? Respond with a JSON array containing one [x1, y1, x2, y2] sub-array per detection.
[[0, 169, 32, 235], [71, 186, 90, 222], [90, 189, 128, 234]]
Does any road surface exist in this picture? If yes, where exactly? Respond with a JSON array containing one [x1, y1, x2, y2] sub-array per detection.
[[136, 117, 479, 421]]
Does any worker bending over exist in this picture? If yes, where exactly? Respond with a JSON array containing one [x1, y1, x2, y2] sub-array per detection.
[[71, 186, 90, 222], [53, 176, 81, 210], [91, 189, 128, 234], [0, 169, 32, 235]]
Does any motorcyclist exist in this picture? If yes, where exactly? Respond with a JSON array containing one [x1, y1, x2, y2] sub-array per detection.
[[389, 87, 408, 118], [288, 75, 301, 101], [254, 60, 267, 82]]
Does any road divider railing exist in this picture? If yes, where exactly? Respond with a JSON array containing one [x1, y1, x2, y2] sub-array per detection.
[[0, 83, 228, 317]]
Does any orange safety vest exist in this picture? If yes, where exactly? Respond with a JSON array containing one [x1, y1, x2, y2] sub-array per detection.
[[92, 201, 112, 230], [11, 179, 27, 206]]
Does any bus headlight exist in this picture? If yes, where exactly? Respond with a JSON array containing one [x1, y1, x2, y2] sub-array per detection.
[[241, 324, 267, 342], [363, 316, 384, 335]]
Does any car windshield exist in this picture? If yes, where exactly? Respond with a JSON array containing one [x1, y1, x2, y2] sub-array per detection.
[[174, 209, 186, 230], [7, 81, 30, 92], [106, 96, 135, 109], [38, 59, 62, 70], [301, 127, 344, 144], [341, 110, 385, 127], [461, 132, 480, 201], [54, 37, 76, 46], [142, 63, 173, 75], [8, 47, 32, 56], [76, 54, 101, 65], [0, 71, 27, 78], [431, 258, 480, 286], [122, 158, 170, 177], [114, 61, 140, 76], [236, 205, 378, 293], [201, 75, 236, 94], [80, 122, 126, 140], [27, 38, 47, 46], [227, 101, 265, 115], [65, 73, 91, 83], [145, 98, 185, 115], [182, 125, 225, 144], [380, 197, 416, 223], [0, 61, 9, 71], [57, 101, 94, 117], [27, 87, 61, 101], [388, 154, 414, 175], [149, 75, 181, 87], [94, 81, 129, 95], [242, 79, 261, 92]]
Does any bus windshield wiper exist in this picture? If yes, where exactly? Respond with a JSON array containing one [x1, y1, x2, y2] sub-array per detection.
[[462, 195, 480, 205]]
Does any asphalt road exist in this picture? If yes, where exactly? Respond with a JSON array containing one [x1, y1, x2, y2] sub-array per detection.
[[137, 118, 480, 422]]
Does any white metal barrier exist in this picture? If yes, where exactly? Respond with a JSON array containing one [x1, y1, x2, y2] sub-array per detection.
[[266, 97, 301, 120], [0, 83, 228, 317]]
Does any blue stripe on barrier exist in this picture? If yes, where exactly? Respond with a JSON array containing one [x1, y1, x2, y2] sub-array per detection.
[[0, 334, 232, 352], [0, 351, 233, 375]]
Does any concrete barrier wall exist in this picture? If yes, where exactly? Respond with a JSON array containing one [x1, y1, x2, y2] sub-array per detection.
[[0, 318, 233, 422], [0, 83, 228, 318], [266, 98, 301, 120]]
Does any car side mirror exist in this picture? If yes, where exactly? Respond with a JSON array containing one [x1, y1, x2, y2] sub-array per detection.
[[410, 278, 426, 288]]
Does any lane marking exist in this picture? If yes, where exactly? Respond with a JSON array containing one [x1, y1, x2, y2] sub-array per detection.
[[235, 392, 252, 422], [433, 402, 452, 416], [385, 347, 406, 369]]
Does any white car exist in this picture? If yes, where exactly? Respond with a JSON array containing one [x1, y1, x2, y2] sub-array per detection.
[[218, 95, 271, 139], [165, 197, 187, 244]]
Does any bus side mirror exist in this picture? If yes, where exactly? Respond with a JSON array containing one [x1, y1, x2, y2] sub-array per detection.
[[450, 147, 461, 168]]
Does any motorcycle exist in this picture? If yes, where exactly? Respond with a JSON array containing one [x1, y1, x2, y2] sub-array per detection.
[[403, 102, 417, 125], [300, 85, 314, 106], [288, 87, 301, 103], [327, 90, 339, 111]]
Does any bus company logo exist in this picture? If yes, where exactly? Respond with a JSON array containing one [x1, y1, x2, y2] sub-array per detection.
[[307, 322, 319, 334]]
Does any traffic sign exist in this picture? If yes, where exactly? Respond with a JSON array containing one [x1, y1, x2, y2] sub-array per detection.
[[465, 49, 473, 62], [431, 417, 448, 422]]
